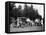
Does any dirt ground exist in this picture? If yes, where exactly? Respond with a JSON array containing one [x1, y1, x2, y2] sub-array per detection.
[[10, 23, 43, 32]]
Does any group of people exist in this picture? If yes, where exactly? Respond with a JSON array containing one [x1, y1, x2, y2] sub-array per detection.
[[10, 17, 43, 28]]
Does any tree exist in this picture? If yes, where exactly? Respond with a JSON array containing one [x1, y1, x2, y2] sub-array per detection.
[[9, 4, 42, 21], [18, 5, 22, 10], [23, 4, 29, 17]]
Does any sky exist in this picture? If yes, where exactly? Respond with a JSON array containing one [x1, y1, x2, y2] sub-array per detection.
[[13, 3, 44, 18]]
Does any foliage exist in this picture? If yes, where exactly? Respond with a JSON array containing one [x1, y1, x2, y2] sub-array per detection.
[[9, 3, 42, 20]]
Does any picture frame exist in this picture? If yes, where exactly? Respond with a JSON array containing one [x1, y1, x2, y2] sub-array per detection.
[[5, 1, 45, 33]]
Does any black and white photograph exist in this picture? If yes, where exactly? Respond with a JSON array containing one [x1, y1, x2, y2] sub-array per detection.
[[5, 1, 45, 33]]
